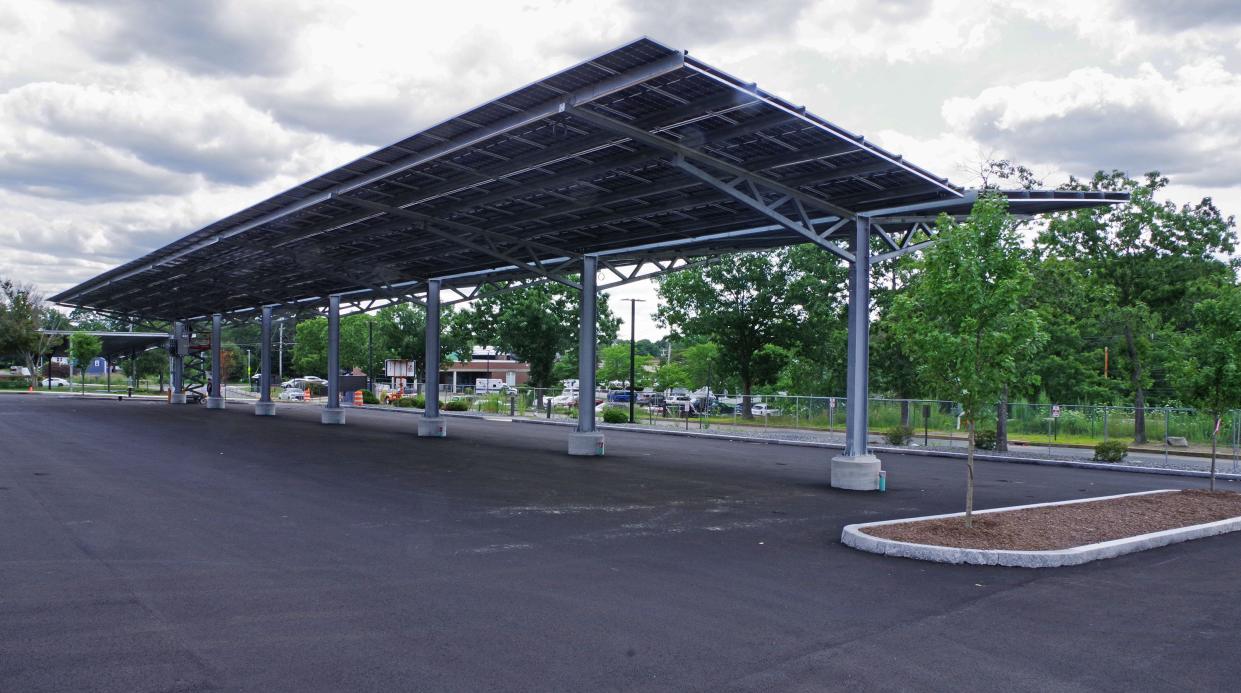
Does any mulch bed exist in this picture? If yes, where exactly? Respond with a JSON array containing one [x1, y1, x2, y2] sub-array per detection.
[[862, 490, 1241, 551]]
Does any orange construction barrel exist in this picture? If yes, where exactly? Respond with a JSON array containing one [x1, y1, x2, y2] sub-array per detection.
[[353, 390, 364, 406]]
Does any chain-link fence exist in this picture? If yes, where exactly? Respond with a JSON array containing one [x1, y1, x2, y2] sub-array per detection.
[[406, 386, 1241, 456]]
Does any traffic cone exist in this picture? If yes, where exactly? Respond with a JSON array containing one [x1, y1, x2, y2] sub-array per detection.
[[304, 387, 311, 401], [27, 384, 33, 392], [353, 390, 364, 407]]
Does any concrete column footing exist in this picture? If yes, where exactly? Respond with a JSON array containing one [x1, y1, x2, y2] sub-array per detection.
[[254, 401, 276, 416], [321, 408, 346, 425], [831, 454, 883, 490], [568, 431, 606, 456], [417, 417, 447, 437], [206, 397, 225, 409], [169, 393, 187, 404]]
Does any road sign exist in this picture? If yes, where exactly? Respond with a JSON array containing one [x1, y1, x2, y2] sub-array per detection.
[[829, 397, 837, 409], [1052, 405, 1061, 418]]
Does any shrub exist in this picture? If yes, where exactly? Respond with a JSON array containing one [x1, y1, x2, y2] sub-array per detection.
[[443, 400, 469, 412], [361, 389, 380, 404], [974, 429, 997, 450], [412, 395, 426, 409], [395, 397, 416, 408], [1093, 440, 1129, 463], [602, 406, 630, 424], [885, 425, 913, 446]]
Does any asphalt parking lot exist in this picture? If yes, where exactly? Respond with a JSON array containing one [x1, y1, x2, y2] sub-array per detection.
[[3, 395, 1239, 692]]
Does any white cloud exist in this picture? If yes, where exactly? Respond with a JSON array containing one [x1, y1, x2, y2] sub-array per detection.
[[942, 60, 1241, 186], [0, 0, 1236, 324]]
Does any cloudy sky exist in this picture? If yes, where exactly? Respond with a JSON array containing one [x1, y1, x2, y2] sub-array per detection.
[[2, 0, 1239, 338]]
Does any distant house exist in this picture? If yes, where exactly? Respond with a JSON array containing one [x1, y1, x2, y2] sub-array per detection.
[[442, 346, 530, 392], [85, 356, 117, 376]]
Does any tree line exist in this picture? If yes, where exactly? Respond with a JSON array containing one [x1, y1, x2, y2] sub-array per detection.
[[3, 167, 1236, 448]]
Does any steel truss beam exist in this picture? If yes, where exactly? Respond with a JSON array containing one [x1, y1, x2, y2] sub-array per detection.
[[672, 156, 854, 262], [332, 194, 582, 290], [568, 105, 857, 220]]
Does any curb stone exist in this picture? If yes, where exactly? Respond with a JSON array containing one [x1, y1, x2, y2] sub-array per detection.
[[841, 490, 1241, 567]]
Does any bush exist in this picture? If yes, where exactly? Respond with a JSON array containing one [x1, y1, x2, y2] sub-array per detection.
[[602, 406, 631, 424], [443, 400, 469, 412], [974, 429, 997, 450], [1093, 440, 1129, 463], [885, 425, 913, 446], [395, 397, 417, 408], [361, 389, 380, 404], [412, 395, 426, 409]]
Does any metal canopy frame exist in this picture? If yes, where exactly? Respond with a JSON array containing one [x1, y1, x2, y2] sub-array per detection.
[[46, 37, 1128, 483], [54, 37, 1129, 322]]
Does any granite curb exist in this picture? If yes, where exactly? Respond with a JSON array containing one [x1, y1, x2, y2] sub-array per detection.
[[841, 490, 1241, 567]]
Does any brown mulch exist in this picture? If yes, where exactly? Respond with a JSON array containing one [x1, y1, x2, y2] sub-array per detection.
[[862, 490, 1241, 551]]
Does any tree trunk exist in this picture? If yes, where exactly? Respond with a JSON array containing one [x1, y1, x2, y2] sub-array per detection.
[[23, 353, 38, 388], [900, 399, 910, 428], [741, 380, 753, 420], [1211, 421, 1219, 492], [1124, 325, 1147, 443], [966, 417, 976, 529], [996, 385, 1009, 452]]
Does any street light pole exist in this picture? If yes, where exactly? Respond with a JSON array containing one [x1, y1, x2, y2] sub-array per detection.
[[623, 298, 645, 423], [367, 319, 374, 392]]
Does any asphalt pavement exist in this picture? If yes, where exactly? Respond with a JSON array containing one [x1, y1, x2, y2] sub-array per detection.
[[2, 394, 1239, 692]]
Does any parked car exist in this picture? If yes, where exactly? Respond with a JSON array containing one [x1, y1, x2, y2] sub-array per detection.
[[751, 402, 780, 416], [41, 377, 71, 388], [278, 387, 306, 401], [281, 376, 325, 388]]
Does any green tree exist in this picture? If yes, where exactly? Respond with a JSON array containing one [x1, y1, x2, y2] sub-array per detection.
[[292, 314, 376, 377], [375, 302, 470, 378], [657, 252, 799, 416], [784, 245, 851, 397], [653, 362, 689, 390], [0, 280, 64, 387], [598, 342, 653, 387], [891, 195, 1045, 527], [1040, 171, 1237, 441], [677, 342, 720, 390], [1171, 285, 1241, 491], [69, 331, 103, 394], [468, 283, 618, 389]]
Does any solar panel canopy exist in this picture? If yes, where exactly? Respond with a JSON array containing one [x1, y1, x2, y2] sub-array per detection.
[[51, 38, 1126, 321]]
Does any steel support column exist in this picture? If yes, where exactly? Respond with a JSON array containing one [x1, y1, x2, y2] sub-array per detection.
[[169, 321, 187, 404], [831, 217, 882, 490], [206, 314, 225, 409], [418, 279, 446, 437], [569, 255, 605, 456], [255, 305, 276, 416], [321, 295, 345, 424]]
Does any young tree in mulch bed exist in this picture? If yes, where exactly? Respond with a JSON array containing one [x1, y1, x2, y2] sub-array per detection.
[[69, 331, 102, 395], [890, 194, 1046, 527], [1172, 284, 1241, 491]]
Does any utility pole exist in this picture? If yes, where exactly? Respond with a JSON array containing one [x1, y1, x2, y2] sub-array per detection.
[[278, 322, 284, 383], [367, 319, 374, 392], [623, 298, 644, 423]]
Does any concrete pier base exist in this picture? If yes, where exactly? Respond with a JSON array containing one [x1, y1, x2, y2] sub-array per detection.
[[321, 408, 346, 425], [831, 454, 883, 491], [417, 417, 447, 437], [568, 432, 606, 457], [206, 397, 225, 410], [169, 393, 187, 404], [254, 401, 276, 416]]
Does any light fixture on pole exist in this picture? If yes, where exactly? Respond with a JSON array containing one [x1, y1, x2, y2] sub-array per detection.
[[622, 298, 645, 423]]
